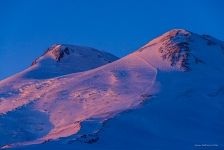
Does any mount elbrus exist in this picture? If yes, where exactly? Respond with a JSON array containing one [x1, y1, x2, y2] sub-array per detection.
[[0, 29, 224, 149]]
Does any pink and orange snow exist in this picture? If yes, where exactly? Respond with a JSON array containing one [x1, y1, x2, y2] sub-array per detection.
[[0, 29, 224, 148]]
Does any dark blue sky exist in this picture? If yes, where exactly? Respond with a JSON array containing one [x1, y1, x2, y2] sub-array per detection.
[[0, 0, 224, 79]]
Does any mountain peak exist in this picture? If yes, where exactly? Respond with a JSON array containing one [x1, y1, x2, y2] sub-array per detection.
[[40, 44, 67, 61], [28, 44, 119, 79], [157, 29, 192, 71], [145, 29, 191, 46], [165, 28, 191, 34], [32, 44, 118, 65], [32, 44, 96, 65], [136, 29, 192, 71], [137, 29, 224, 71]]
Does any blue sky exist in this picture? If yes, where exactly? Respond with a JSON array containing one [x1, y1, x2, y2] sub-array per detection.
[[0, 0, 224, 79]]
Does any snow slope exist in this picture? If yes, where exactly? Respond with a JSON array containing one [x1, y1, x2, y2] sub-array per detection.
[[0, 29, 224, 149]]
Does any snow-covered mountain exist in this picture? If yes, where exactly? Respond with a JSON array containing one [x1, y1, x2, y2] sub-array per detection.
[[30, 44, 118, 79], [2, 44, 118, 80], [0, 29, 224, 149]]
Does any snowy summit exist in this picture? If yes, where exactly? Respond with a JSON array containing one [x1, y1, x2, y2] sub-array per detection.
[[0, 29, 224, 149]]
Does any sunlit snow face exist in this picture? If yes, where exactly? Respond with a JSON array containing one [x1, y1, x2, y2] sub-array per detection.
[[0, 29, 224, 149]]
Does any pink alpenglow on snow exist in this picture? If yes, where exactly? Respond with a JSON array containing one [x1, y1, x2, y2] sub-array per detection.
[[0, 29, 224, 149]]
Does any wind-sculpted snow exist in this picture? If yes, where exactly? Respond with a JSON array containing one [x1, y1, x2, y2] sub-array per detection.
[[0, 54, 157, 148], [0, 29, 224, 149]]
